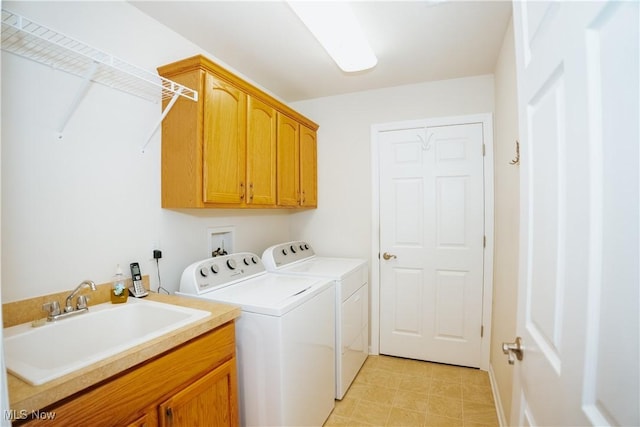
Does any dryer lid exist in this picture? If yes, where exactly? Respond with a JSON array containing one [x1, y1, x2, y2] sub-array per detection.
[[275, 257, 367, 279], [201, 274, 333, 316]]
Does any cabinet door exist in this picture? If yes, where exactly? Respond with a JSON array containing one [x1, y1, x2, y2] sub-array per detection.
[[158, 358, 238, 427], [299, 125, 317, 208], [126, 411, 156, 427], [203, 74, 247, 204], [247, 97, 277, 205], [276, 113, 300, 206]]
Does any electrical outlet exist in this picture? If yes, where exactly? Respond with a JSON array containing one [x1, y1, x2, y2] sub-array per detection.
[[149, 242, 161, 261]]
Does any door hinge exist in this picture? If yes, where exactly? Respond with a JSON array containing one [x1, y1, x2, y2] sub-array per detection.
[[483, 235, 486, 248], [481, 325, 484, 337], [482, 144, 486, 156]]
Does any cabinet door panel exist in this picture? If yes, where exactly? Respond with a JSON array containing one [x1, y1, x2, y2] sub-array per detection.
[[247, 97, 276, 205], [277, 114, 300, 206], [203, 75, 246, 204], [126, 411, 156, 427], [159, 358, 238, 427], [299, 125, 317, 207]]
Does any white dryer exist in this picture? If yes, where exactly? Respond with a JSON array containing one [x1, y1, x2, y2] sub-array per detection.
[[262, 241, 368, 399], [177, 252, 335, 427]]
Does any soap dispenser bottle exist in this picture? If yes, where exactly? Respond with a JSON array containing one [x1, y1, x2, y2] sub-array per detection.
[[111, 264, 129, 304]]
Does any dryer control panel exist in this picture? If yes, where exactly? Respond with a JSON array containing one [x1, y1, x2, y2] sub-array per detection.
[[179, 252, 266, 294], [262, 241, 316, 270]]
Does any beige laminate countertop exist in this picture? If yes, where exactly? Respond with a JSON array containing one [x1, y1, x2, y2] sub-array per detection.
[[6, 292, 241, 413]]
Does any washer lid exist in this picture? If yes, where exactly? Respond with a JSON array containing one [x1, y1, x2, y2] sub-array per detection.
[[200, 274, 333, 316], [273, 257, 367, 280]]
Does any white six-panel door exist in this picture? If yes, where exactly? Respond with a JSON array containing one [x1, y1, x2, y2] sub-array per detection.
[[511, 1, 639, 425], [378, 122, 485, 367]]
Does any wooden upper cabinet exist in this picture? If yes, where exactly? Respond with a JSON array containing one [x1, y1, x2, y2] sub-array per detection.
[[247, 97, 277, 206], [276, 116, 318, 208], [203, 74, 247, 204], [299, 124, 318, 208], [277, 113, 300, 207], [158, 55, 318, 209]]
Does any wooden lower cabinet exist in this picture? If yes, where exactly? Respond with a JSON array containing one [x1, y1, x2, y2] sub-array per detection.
[[21, 322, 238, 427], [126, 412, 156, 427], [158, 358, 237, 427]]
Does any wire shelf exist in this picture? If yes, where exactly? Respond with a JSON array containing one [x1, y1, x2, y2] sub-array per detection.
[[1, 9, 198, 104]]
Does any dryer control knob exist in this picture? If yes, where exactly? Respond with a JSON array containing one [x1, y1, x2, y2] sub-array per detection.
[[282, 248, 288, 256], [226, 259, 237, 270], [290, 245, 297, 253]]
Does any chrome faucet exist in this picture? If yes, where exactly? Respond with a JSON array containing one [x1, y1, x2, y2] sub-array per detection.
[[42, 280, 97, 322], [64, 280, 97, 312]]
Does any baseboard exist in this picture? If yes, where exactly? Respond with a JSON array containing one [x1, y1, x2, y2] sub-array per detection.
[[488, 363, 508, 427]]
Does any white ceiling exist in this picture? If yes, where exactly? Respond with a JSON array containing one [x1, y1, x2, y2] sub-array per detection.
[[131, 1, 513, 103]]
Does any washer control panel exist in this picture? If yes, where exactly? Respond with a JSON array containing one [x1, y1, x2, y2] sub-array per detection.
[[179, 252, 265, 294], [262, 241, 316, 270]]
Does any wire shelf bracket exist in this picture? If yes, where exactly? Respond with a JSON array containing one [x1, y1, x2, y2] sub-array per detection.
[[1, 8, 198, 148]]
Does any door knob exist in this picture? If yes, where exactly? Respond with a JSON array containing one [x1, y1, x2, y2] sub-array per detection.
[[382, 252, 397, 260], [502, 337, 524, 365]]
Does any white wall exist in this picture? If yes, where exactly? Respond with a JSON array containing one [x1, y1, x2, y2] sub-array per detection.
[[290, 75, 495, 260], [1, 1, 292, 302], [489, 18, 520, 422]]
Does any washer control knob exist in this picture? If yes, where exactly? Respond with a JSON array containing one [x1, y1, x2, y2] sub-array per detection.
[[290, 245, 297, 253], [210, 264, 219, 274], [282, 248, 288, 256], [243, 257, 252, 266], [199, 267, 209, 277], [252, 256, 258, 264], [226, 259, 237, 270]]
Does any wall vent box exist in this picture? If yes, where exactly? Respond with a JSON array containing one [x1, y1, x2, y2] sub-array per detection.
[[208, 227, 235, 257]]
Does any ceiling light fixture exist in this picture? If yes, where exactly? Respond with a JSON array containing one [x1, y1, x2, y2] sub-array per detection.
[[287, 1, 378, 73]]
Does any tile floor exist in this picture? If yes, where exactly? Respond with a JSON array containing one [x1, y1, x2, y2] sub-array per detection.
[[324, 355, 499, 427]]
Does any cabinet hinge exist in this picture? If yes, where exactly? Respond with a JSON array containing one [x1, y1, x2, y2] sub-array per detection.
[[481, 325, 484, 337]]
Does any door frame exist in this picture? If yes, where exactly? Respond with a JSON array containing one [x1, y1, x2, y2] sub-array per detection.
[[370, 113, 495, 371]]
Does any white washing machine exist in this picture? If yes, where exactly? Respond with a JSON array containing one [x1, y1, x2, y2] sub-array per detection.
[[177, 252, 335, 427], [262, 241, 368, 400]]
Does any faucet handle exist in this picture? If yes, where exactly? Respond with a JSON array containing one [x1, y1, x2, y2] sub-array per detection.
[[42, 301, 61, 316], [76, 295, 89, 310]]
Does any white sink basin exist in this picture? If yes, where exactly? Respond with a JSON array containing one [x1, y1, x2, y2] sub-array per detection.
[[3, 298, 210, 386]]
